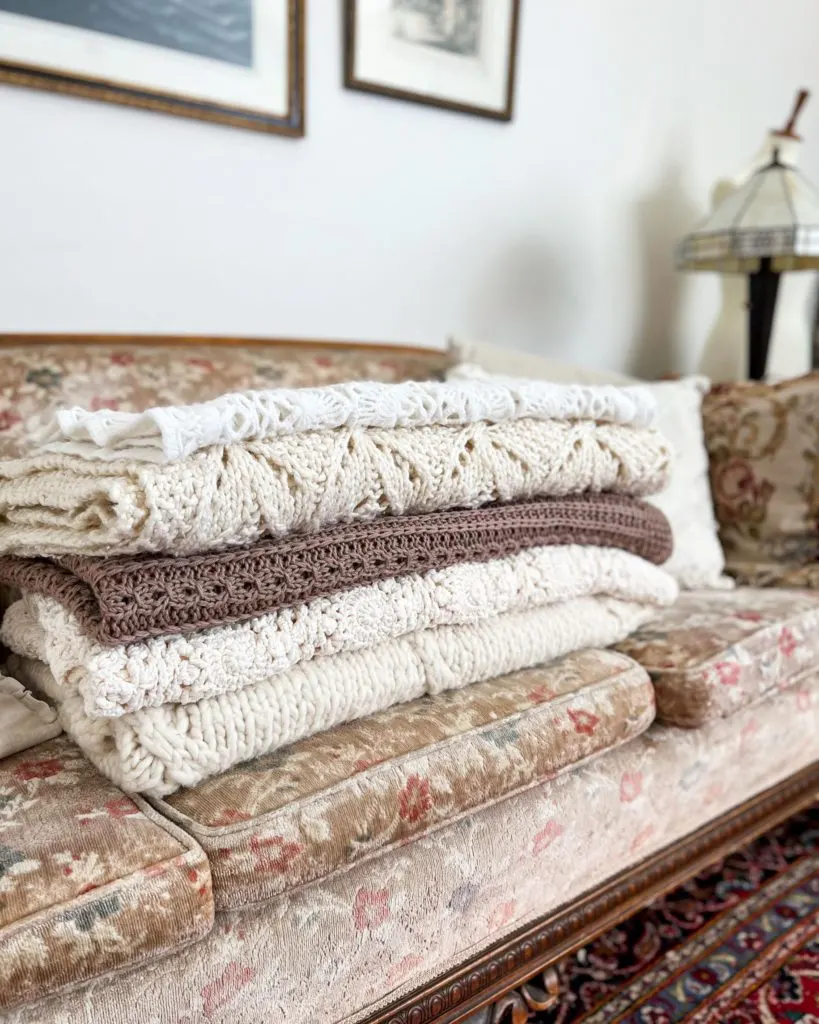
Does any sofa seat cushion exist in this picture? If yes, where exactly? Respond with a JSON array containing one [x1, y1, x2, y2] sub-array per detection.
[[0, 736, 213, 1010], [615, 588, 819, 727], [154, 648, 655, 912]]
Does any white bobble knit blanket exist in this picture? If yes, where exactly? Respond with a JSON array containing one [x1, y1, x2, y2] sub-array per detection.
[[1, 545, 677, 718], [6, 594, 660, 796], [34, 377, 657, 463], [0, 419, 671, 556]]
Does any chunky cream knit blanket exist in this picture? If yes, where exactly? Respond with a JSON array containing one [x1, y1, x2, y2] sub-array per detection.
[[0, 419, 671, 556], [5, 594, 660, 796], [35, 376, 657, 463], [1, 546, 677, 718]]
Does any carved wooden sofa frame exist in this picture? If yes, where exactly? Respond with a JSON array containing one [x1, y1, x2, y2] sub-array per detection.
[[371, 765, 819, 1024]]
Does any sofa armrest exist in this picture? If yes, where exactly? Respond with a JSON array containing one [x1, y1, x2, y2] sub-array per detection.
[[702, 374, 819, 587]]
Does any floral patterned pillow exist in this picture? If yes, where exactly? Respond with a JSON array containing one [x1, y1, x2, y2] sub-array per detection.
[[0, 342, 454, 457], [702, 374, 819, 584]]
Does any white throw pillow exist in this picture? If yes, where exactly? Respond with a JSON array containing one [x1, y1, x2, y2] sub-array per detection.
[[644, 377, 730, 590], [447, 354, 729, 590], [448, 337, 635, 386]]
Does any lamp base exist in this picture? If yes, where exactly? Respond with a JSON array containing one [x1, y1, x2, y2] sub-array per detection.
[[748, 258, 781, 380]]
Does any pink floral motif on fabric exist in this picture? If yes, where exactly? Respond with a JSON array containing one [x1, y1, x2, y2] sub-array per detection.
[[398, 775, 433, 824], [201, 962, 255, 1019], [568, 709, 600, 735], [533, 821, 564, 855], [353, 888, 391, 932], [620, 771, 643, 803]]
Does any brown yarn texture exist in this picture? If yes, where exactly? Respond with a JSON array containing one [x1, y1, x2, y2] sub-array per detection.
[[0, 494, 672, 647]]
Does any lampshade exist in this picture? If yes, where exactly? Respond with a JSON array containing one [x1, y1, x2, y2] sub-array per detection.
[[677, 152, 819, 273]]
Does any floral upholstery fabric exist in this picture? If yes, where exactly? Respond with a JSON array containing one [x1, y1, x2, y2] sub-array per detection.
[[702, 374, 819, 584], [155, 649, 654, 911], [730, 561, 819, 591], [616, 588, 819, 727], [11, 674, 819, 1024], [0, 342, 453, 457], [0, 736, 213, 1011]]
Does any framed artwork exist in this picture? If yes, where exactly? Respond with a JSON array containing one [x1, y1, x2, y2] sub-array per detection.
[[0, 0, 305, 136], [345, 0, 520, 122]]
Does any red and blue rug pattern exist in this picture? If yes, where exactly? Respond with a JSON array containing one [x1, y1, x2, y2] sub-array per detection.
[[540, 803, 819, 1023]]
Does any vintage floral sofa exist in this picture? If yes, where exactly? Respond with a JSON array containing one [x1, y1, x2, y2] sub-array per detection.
[[0, 336, 818, 1024]]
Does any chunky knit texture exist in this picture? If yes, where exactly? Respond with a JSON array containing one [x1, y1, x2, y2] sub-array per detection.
[[5, 596, 660, 795], [0, 495, 672, 645], [0, 546, 677, 718], [36, 377, 658, 463], [0, 420, 672, 556]]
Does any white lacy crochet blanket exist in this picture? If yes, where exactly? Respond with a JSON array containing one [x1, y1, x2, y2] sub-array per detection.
[[6, 594, 660, 796], [34, 377, 657, 463], [0, 419, 671, 556], [1, 545, 677, 718]]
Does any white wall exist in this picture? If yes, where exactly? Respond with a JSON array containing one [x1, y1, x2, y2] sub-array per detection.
[[1, 0, 818, 376]]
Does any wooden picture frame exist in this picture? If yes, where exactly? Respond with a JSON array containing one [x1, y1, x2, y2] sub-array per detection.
[[0, 0, 306, 137], [345, 0, 520, 122]]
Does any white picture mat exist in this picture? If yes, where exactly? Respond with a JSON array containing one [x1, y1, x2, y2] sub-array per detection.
[[0, 0, 290, 115], [354, 0, 513, 112]]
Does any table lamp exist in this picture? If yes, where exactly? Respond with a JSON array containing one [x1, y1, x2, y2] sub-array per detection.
[[677, 90, 819, 380]]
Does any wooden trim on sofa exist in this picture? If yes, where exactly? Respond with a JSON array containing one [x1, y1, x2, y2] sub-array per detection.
[[370, 762, 819, 1024], [0, 334, 443, 357]]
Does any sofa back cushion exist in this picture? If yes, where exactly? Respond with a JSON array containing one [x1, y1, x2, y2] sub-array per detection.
[[449, 335, 636, 385], [702, 373, 819, 583], [0, 339, 454, 457]]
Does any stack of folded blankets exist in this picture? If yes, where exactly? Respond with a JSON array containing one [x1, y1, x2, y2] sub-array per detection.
[[0, 376, 678, 796]]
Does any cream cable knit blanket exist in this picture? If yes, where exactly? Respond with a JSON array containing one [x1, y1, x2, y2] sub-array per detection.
[[1, 546, 678, 718], [35, 377, 657, 463], [0, 420, 671, 556], [5, 596, 659, 796]]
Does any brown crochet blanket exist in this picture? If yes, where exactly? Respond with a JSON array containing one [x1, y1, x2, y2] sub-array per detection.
[[0, 494, 672, 646]]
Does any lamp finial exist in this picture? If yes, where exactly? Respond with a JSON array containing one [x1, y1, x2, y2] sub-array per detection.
[[776, 88, 810, 139]]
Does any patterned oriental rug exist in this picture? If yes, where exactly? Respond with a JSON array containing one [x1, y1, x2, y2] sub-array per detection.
[[539, 804, 819, 1023]]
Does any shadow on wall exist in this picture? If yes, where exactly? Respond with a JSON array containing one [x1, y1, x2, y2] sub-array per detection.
[[465, 172, 700, 376], [467, 238, 577, 357], [626, 158, 702, 379]]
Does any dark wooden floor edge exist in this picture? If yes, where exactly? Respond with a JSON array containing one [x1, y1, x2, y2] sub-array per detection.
[[0, 333, 443, 357], [367, 762, 819, 1024]]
